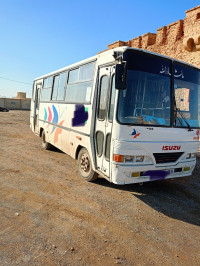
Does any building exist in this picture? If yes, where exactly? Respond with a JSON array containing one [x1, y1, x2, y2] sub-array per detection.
[[0, 92, 31, 110], [104, 5, 200, 68]]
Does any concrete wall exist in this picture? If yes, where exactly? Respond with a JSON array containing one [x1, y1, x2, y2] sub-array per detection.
[[0, 98, 31, 110]]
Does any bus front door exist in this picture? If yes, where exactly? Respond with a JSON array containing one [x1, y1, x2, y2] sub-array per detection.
[[95, 66, 115, 178], [33, 82, 42, 134]]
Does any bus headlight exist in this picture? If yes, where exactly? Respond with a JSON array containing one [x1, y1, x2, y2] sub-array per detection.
[[113, 154, 153, 164], [186, 153, 196, 159], [124, 156, 134, 162], [135, 156, 144, 162], [186, 153, 191, 159]]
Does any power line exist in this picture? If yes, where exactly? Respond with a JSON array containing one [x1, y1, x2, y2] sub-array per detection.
[[0, 76, 32, 85]]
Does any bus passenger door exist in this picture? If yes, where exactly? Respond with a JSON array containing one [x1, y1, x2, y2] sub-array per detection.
[[34, 82, 42, 134], [95, 66, 116, 178]]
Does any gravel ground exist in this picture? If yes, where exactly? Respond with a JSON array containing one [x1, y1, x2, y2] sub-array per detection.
[[0, 110, 200, 265]]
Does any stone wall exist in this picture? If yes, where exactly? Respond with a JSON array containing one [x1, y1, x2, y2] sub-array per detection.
[[105, 5, 200, 68]]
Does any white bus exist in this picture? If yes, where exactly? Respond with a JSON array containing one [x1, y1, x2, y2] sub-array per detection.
[[30, 47, 200, 184]]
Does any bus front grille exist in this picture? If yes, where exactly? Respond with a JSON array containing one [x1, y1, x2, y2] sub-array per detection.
[[153, 152, 183, 164]]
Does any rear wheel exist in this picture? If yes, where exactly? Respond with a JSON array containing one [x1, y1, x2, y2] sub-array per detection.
[[41, 130, 51, 150], [78, 148, 98, 182]]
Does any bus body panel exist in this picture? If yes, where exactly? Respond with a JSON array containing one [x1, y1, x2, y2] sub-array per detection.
[[30, 47, 200, 184]]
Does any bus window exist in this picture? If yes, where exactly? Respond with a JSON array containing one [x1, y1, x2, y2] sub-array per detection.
[[79, 62, 95, 81], [105, 133, 111, 161], [96, 131, 104, 157], [98, 75, 109, 120], [65, 62, 95, 103], [68, 68, 79, 84], [52, 72, 66, 101], [52, 76, 59, 101], [40, 76, 52, 101], [108, 75, 116, 122]]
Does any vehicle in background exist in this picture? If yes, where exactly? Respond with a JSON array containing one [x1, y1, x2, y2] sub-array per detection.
[[0, 106, 9, 112]]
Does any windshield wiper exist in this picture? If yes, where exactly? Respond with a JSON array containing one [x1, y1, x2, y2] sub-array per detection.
[[174, 108, 193, 131]]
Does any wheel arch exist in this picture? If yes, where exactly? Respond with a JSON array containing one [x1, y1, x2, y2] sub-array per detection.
[[75, 145, 84, 160], [39, 127, 44, 137]]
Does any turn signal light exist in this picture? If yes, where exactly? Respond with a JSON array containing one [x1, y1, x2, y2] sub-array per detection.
[[113, 154, 124, 162]]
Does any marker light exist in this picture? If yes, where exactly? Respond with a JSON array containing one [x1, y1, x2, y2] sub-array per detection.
[[113, 154, 124, 162]]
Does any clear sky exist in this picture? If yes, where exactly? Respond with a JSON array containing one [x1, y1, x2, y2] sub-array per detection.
[[0, 0, 199, 98]]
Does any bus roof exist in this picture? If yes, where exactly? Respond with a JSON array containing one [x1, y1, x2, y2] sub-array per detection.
[[34, 46, 199, 81]]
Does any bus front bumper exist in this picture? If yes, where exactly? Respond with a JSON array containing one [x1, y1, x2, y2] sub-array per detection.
[[111, 160, 196, 184]]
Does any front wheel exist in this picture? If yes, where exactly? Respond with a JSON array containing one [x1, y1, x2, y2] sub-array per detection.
[[78, 148, 98, 182], [41, 130, 51, 150]]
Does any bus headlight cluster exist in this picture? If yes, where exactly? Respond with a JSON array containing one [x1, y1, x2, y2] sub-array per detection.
[[186, 153, 196, 159], [113, 154, 152, 163]]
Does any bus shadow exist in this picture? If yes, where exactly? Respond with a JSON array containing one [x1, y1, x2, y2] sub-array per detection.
[[49, 146, 65, 154], [95, 177, 200, 226]]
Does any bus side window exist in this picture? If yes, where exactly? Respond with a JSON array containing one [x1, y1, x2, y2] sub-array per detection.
[[98, 75, 109, 120], [52, 75, 59, 101], [52, 72, 66, 101], [40, 76, 52, 101], [66, 62, 95, 104], [108, 75, 116, 122]]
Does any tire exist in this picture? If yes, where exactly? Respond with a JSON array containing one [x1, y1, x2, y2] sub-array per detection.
[[78, 148, 98, 182], [41, 130, 51, 150]]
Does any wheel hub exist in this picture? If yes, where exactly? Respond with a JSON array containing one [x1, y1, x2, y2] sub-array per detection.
[[80, 154, 90, 172]]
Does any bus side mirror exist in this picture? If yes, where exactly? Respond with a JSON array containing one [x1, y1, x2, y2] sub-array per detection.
[[115, 64, 127, 90]]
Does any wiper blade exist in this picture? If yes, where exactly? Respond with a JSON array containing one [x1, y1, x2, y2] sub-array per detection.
[[175, 108, 193, 131]]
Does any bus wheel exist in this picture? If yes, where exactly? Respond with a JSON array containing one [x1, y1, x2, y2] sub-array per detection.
[[41, 130, 51, 150], [78, 148, 97, 182]]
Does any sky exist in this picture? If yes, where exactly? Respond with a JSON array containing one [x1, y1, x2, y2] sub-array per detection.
[[0, 0, 199, 98]]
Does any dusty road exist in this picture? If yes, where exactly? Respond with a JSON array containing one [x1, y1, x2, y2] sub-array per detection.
[[0, 111, 200, 265]]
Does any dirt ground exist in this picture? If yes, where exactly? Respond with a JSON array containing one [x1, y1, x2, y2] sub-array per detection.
[[0, 110, 200, 266]]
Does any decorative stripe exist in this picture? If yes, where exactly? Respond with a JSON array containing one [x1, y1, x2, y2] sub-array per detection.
[[39, 119, 90, 137]]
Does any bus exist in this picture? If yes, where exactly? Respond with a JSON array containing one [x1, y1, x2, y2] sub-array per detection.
[[30, 47, 200, 184]]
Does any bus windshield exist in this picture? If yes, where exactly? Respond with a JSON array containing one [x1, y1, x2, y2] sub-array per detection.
[[117, 50, 200, 128], [174, 62, 200, 128], [117, 52, 171, 126]]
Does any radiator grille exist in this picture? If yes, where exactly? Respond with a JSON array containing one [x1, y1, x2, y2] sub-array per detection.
[[153, 152, 183, 164]]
